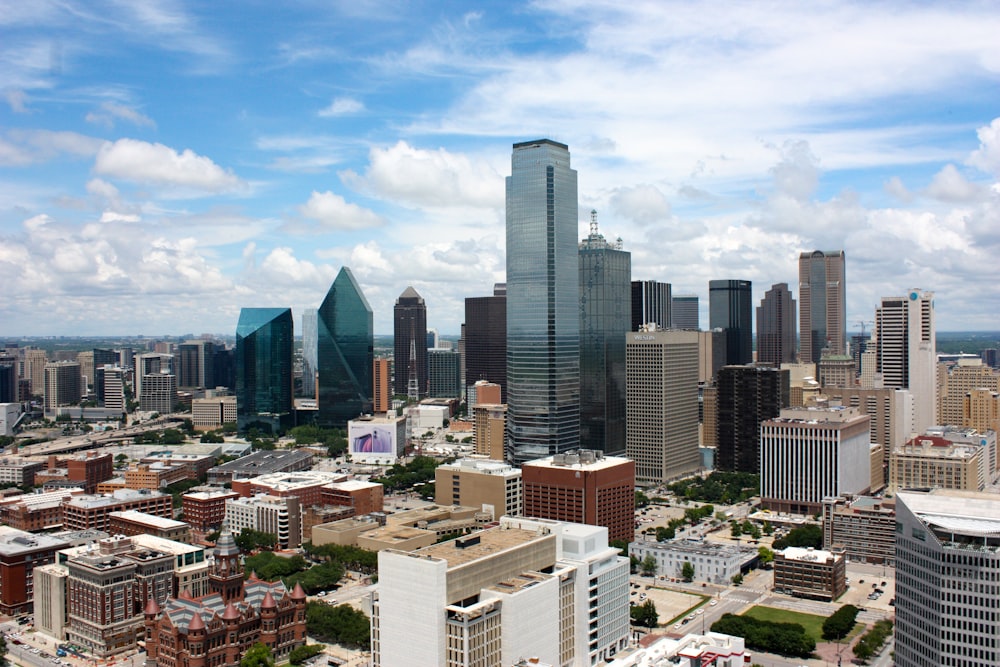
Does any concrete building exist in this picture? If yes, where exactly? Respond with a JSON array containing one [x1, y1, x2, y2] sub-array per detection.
[[206, 448, 313, 484], [34, 562, 69, 640], [874, 289, 936, 435], [605, 631, 748, 667], [371, 516, 630, 667], [312, 505, 488, 552], [62, 489, 173, 531], [818, 354, 855, 389], [756, 282, 796, 366], [965, 387, 1000, 436], [124, 461, 189, 489], [349, 413, 407, 465], [0, 527, 70, 616], [821, 495, 896, 565], [773, 546, 846, 601], [0, 488, 84, 531], [0, 456, 45, 487], [626, 329, 701, 484], [34, 452, 113, 493], [108, 510, 191, 542], [889, 432, 989, 493], [191, 395, 237, 431], [819, 386, 915, 470], [759, 406, 871, 515], [225, 494, 302, 549], [434, 458, 522, 521], [798, 250, 846, 363], [938, 358, 999, 426], [373, 357, 390, 413], [697, 330, 727, 383], [139, 371, 177, 413], [522, 450, 635, 544], [473, 403, 507, 461], [43, 361, 82, 414], [0, 402, 22, 437], [627, 540, 756, 585]]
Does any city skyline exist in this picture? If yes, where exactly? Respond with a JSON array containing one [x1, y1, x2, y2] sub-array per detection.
[[1, 3, 1000, 336]]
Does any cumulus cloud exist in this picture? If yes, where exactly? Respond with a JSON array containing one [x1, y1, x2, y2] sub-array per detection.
[[341, 141, 504, 209], [295, 190, 385, 231], [610, 184, 671, 225], [768, 140, 820, 202], [0, 129, 104, 166], [925, 164, 985, 202], [5, 89, 28, 112], [318, 97, 364, 117], [85, 101, 156, 128], [968, 117, 1000, 177], [93, 138, 244, 193]]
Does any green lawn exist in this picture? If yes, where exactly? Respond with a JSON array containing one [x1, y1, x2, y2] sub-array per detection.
[[743, 605, 827, 642]]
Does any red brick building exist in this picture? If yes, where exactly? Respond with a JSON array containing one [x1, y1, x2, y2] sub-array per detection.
[[522, 450, 635, 544], [34, 452, 113, 493], [0, 488, 84, 531], [62, 489, 173, 532], [0, 527, 70, 616], [182, 489, 240, 532]]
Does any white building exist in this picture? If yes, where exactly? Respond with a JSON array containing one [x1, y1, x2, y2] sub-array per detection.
[[191, 395, 237, 430], [627, 540, 755, 585], [606, 632, 747, 667], [874, 290, 936, 435], [371, 516, 630, 667], [139, 372, 177, 414], [34, 563, 69, 641], [225, 494, 302, 549], [760, 405, 872, 515], [0, 402, 22, 436]]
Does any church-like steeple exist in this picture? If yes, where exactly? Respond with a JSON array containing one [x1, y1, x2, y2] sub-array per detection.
[[209, 521, 244, 603]]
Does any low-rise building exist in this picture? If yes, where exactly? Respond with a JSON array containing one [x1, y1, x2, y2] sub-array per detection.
[[206, 449, 313, 484], [109, 510, 191, 542], [0, 488, 85, 531], [627, 540, 756, 585], [312, 505, 489, 552], [62, 489, 173, 532], [34, 452, 113, 494], [0, 456, 45, 487], [191, 395, 237, 431], [124, 462, 189, 489], [434, 458, 522, 520], [226, 495, 302, 549], [606, 631, 748, 667], [773, 546, 846, 601], [182, 489, 240, 533], [822, 495, 896, 565], [889, 433, 987, 493], [0, 527, 71, 616]]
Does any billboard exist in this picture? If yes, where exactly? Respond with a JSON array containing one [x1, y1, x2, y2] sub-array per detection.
[[349, 423, 398, 456]]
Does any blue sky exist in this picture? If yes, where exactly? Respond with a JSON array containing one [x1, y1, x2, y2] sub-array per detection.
[[2, 0, 1000, 336]]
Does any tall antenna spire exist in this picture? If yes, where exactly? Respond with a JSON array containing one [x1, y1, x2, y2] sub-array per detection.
[[590, 209, 598, 236]]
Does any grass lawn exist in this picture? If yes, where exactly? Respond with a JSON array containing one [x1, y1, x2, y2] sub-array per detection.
[[743, 605, 827, 642]]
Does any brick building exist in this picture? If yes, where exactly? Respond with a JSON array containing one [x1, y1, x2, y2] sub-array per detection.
[[0, 488, 85, 531], [182, 489, 240, 533], [62, 489, 173, 532], [0, 527, 70, 616], [109, 510, 191, 542], [34, 452, 114, 493], [773, 546, 847, 601]]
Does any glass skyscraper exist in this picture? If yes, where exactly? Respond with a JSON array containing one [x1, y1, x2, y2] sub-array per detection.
[[631, 280, 670, 332], [799, 249, 846, 363], [506, 139, 580, 463], [709, 279, 753, 366], [317, 267, 373, 427], [235, 307, 293, 431], [301, 309, 318, 398], [579, 214, 631, 455], [393, 286, 428, 399]]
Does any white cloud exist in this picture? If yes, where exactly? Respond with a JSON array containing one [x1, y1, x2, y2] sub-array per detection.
[[925, 164, 984, 202], [318, 97, 364, 117], [4, 89, 27, 112], [610, 184, 671, 225], [85, 101, 156, 128], [93, 138, 245, 193], [295, 190, 385, 231], [968, 117, 1000, 177], [0, 129, 103, 166], [99, 210, 141, 223]]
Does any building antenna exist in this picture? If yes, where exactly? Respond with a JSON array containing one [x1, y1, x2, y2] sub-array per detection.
[[590, 209, 598, 237]]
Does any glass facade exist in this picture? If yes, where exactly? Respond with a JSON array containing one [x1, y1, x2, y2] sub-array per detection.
[[235, 307, 293, 429], [428, 349, 462, 398], [464, 290, 507, 402], [301, 309, 317, 398], [579, 227, 631, 455], [709, 279, 753, 365], [756, 282, 796, 366], [799, 249, 846, 363], [630, 280, 670, 332], [317, 267, 373, 427], [393, 286, 428, 398], [506, 139, 580, 463]]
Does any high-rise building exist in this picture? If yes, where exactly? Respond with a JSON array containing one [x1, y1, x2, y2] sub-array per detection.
[[760, 406, 871, 515], [434, 459, 522, 520], [874, 289, 937, 434], [317, 267, 373, 427], [139, 373, 176, 413], [176, 341, 216, 390], [473, 403, 507, 461], [716, 365, 789, 473], [671, 294, 699, 330], [983, 348, 999, 368], [43, 361, 82, 415], [102, 365, 125, 413], [427, 348, 461, 398], [301, 309, 318, 399], [964, 387, 1000, 435], [372, 358, 390, 413], [464, 284, 507, 404], [756, 282, 796, 366], [937, 358, 999, 427], [92, 349, 116, 400], [799, 250, 846, 363], [894, 489, 1000, 667], [75, 350, 94, 392], [393, 286, 428, 399], [0, 360, 16, 403], [709, 279, 752, 365], [24, 348, 48, 399], [225, 495, 302, 550], [631, 280, 670, 331], [579, 213, 630, 455], [626, 329, 700, 484], [505, 139, 580, 463], [235, 308, 293, 430], [522, 450, 635, 544]]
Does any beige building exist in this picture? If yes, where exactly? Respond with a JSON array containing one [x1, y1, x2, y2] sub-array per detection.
[[780, 362, 818, 407], [34, 563, 69, 640], [225, 494, 302, 549], [964, 387, 1000, 436], [701, 384, 717, 448], [312, 505, 487, 552], [889, 433, 987, 493], [774, 546, 847, 601], [191, 395, 237, 431], [822, 495, 895, 565], [818, 387, 914, 469], [938, 358, 999, 427], [819, 354, 855, 389], [434, 458, 522, 520], [473, 403, 507, 460]]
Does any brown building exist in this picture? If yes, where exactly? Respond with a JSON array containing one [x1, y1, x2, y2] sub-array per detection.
[[62, 489, 173, 532], [773, 546, 847, 601], [0, 527, 70, 616], [473, 403, 507, 461], [522, 450, 635, 543], [822, 495, 896, 565], [109, 510, 191, 542], [124, 462, 189, 490], [0, 457, 45, 487], [470, 380, 502, 406], [320, 480, 384, 516], [373, 357, 391, 413], [182, 489, 240, 532], [965, 388, 1000, 436], [435, 458, 522, 520], [34, 452, 114, 494], [0, 488, 85, 531]]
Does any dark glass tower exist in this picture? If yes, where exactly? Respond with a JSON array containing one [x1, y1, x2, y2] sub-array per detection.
[[235, 307, 293, 430], [799, 250, 846, 363], [393, 286, 428, 399], [317, 267, 373, 427], [631, 280, 670, 331], [715, 365, 789, 473], [756, 282, 796, 366], [505, 139, 580, 463], [671, 295, 699, 330], [709, 279, 753, 365], [580, 213, 631, 455], [464, 284, 507, 402]]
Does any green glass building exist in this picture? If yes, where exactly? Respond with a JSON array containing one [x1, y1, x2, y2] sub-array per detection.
[[317, 267, 373, 427], [235, 307, 293, 430]]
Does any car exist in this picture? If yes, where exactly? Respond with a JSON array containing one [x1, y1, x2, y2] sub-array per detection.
[[681, 618, 690, 625], [687, 614, 695, 620], [859, 579, 865, 584], [696, 609, 704, 615], [709, 600, 718, 606], [674, 623, 682, 629]]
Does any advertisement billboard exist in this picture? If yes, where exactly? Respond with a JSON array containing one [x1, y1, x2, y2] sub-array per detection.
[[349, 423, 398, 456]]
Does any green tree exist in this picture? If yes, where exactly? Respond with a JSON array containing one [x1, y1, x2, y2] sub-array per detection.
[[730, 521, 743, 538], [681, 560, 695, 582], [822, 604, 859, 641], [240, 642, 274, 667], [772, 524, 823, 550], [235, 528, 278, 552], [114, 453, 128, 466], [731, 573, 743, 585], [289, 644, 325, 665], [630, 599, 659, 628], [160, 428, 185, 444], [635, 490, 650, 508], [306, 602, 371, 649], [640, 554, 657, 576], [201, 430, 225, 443], [757, 546, 774, 566]]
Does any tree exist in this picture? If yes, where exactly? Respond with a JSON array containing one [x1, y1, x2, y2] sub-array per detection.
[[240, 642, 274, 667], [201, 430, 224, 443], [115, 453, 128, 466], [757, 546, 774, 567], [306, 602, 371, 649], [635, 490, 650, 508], [730, 521, 743, 538], [235, 528, 278, 552], [731, 573, 743, 585], [640, 554, 657, 577], [289, 644, 325, 665], [206, 531, 221, 543], [772, 524, 823, 550], [630, 599, 659, 628], [681, 560, 695, 582], [822, 604, 859, 641]]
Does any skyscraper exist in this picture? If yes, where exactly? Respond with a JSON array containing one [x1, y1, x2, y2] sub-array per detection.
[[579, 212, 631, 455], [427, 348, 461, 398], [301, 309, 318, 399], [671, 294, 699, 330], [709, 279, 752, 365], [464, 284, 507, 403], [235, 308, 293, 430], [393, 286, 428, 399], [505, 139, 580, 463], [798, 250, 846, 363], [874, 289, 936, 434], [631, 280, 670, 331], [317, 267, 373, 427], [756, 282, 796, 366], [716, 365, 789, 473]]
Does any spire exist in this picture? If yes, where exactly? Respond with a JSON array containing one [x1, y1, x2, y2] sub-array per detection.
[[222, 602, 241, 620], [213, 521, 241, 559], [290, 582, 307, 600], [144, 597, 160, 616], [261, 589, 277, 609], [590, 208, 598, 236], [188, 612, 205, 632]]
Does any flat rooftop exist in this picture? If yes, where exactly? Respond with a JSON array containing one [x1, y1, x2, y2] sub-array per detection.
[[110, 509, 188, 529], [0, 526, 69, 555], [898, 489, 1000, 536], [523, 451, 630, 472], [781, 546, 841, 562], [410, 525, 549, 569]]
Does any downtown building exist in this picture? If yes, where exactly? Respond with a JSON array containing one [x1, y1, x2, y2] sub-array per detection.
[[235, 307, 294, 431], [798, 250, 846, 363], [505, 139, 580, 463], [715, 366, 789, 473], [937, 357, 999, 427], [394, 286, 429, 399], [317, 267, 374, 427], [709, 280, 753, 366], [43, 361, 82, 415], [631, 280, 670, 332], [671, 294, 699, 330], [464, 284, 507, 404], [874, 289, 937, 435], [371, 516, 629, 667], [756, 282, 796, 366], [473, 401, 507, 462], [434, 458, 523, 521]]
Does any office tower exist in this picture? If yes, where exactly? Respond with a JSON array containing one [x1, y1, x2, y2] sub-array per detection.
[[505, 139, 580, 463], [75, 350, 94, 391], [426, 328, 439, 350], [964, 388, 1000, 436], [473, 403, 507, 461], [888, 431, 989, 493], [464, 283, 507, 403], [798, 250, 846, 363], [626, 329, 700, 484], [118, 347, 134, 371], [522, 450, 635, 543], [177, 340, 217, 390], [140, 372, 177, 413], [225, 495, 303, 549], [671, 294, 699, 330], [631, 280, 670, 331], [43, 361, 82, 414], [579, 213, 631, 455], [212, 346, 235, 392], [759, 406, 871, 515], [874, 289, 937, 434], [434, 458, 522, 520], [317, 267, 373, 427], [894, 489, 1000, 667], [470, 380, 502, 407], [235, 308, 293, 430], [371, 516, 629, 667], [90, 348, 115, 400], [427, 348, 461, 398], [937, 358, 999, 426], [24, 348, 48, 398], [134, 353, 162, 400], [709, 279, 753, 365], [301, 309, 318, 398], [756, 282, 796, 366], [983, 348, 999, 368], [698, 329, 727, 383], [0, 360, 15, 403], [716, 365, 789, 473], [102, 366, 125, 413], [372, 358, 390, 413], [393, 286, 428, 399]]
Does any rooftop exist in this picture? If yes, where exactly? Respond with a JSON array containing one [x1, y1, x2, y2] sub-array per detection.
[[406, 525, 551, 569], [524, 450, 631, 472], [109, 509, 188, 529], [0, 526, 70, 555], [781, 546, 841, 562]]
